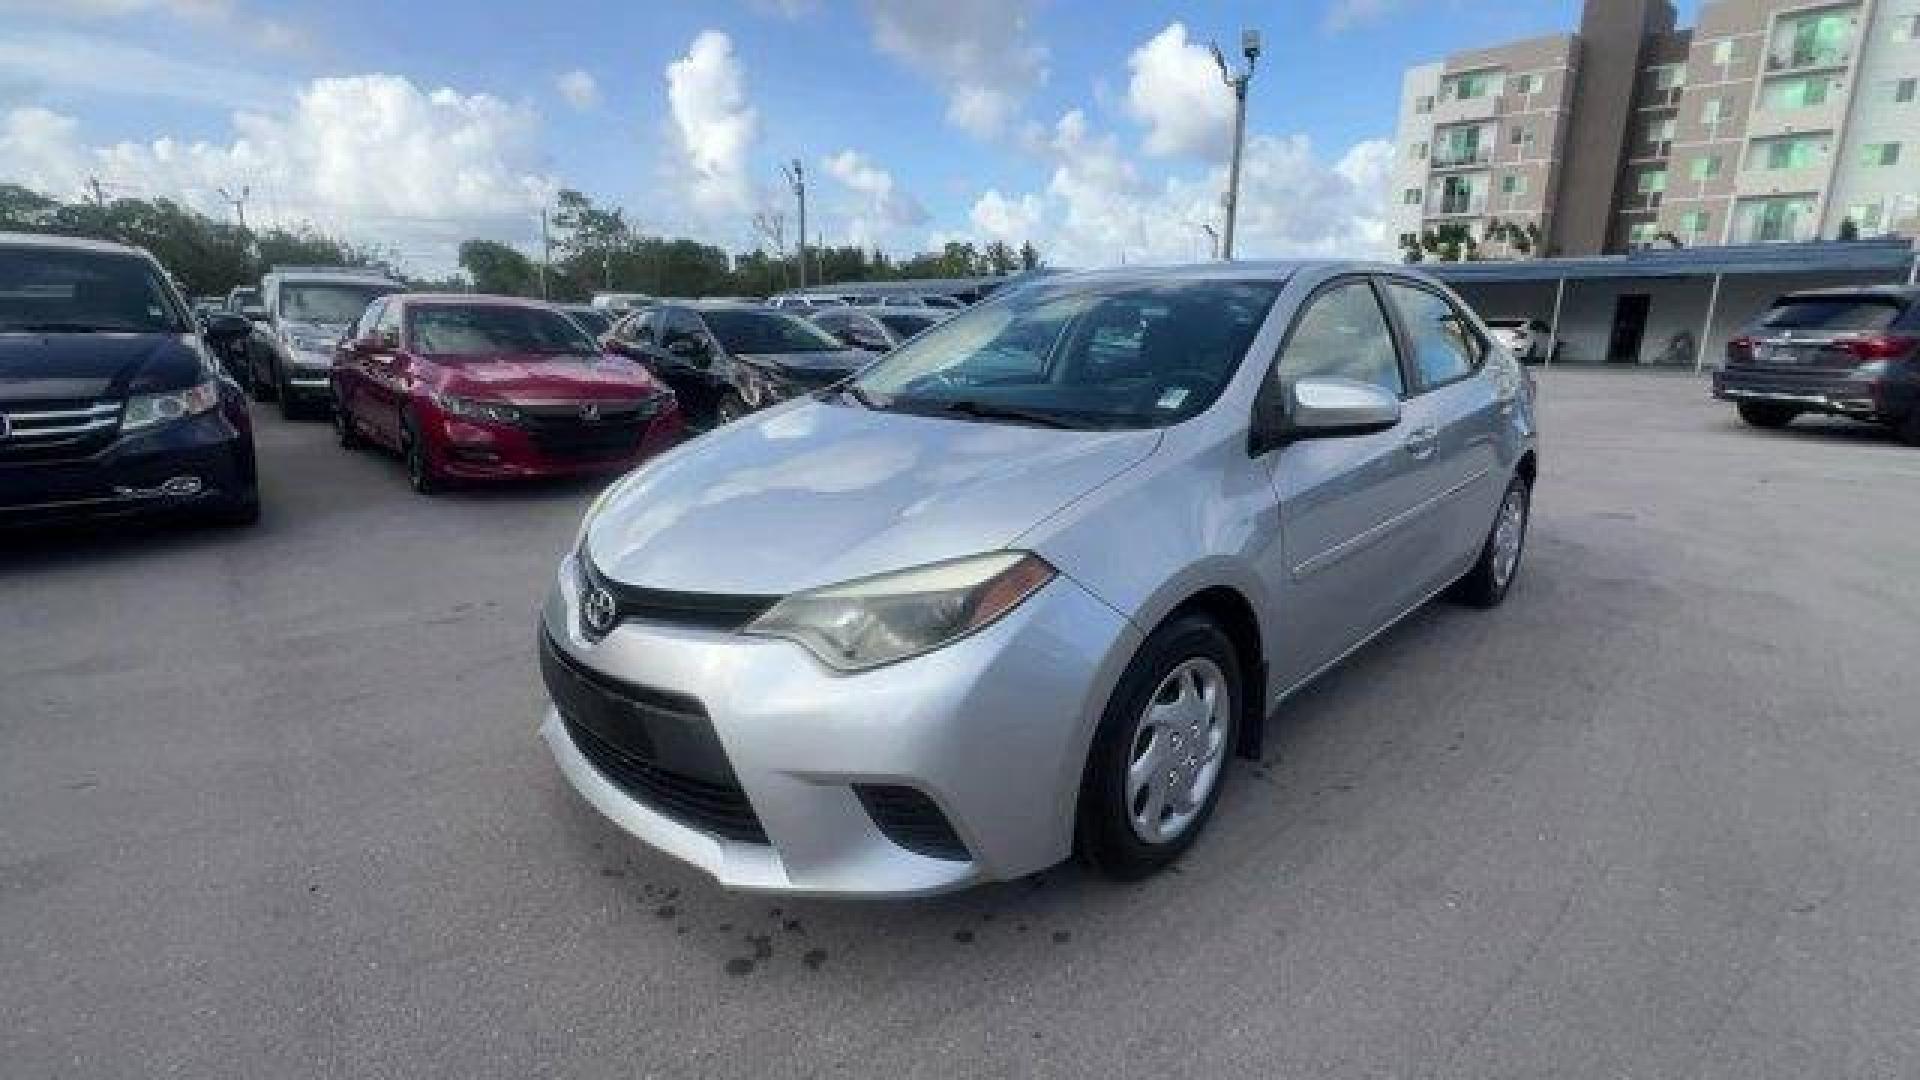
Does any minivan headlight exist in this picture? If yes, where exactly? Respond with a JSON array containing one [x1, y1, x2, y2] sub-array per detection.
[[744, 551, 1056, 671], [123, 380, 220, 432]]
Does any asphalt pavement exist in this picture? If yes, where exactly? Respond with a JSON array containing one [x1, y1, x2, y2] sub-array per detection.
[[5, 369, 1920, 1079]]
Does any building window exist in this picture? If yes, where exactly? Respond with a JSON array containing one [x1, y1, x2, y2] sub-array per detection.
[[1650, 64, 1686, 91], [1762, 74, 1836, 110], [1443, 69, 1504, 101], [1733, 196, 1818, 243], [1646, 116, 1676, 144], [1680, 210, 1711, 238], [1711, 39, 1735, 65], [1403, 188, 1424, 205], [1500, 174, 1529, 195], [1410, 141, 1428, 160], [1748, 133, 1827, 170], [1628, 220, 1660, 247], [1860, 142, 1902, 167], [1701, 97, 1724, 124], [1415, 94, 1435, 114], [1770, 9, 1855, 70], [1894, 78, 1917, 103], [1845, 202, 1886, 233], [1894, 14, 1920, 42], [1689, 154, 1723, 181], [1509, 124, 1527, 145], [1637, 168, 1668, 195]]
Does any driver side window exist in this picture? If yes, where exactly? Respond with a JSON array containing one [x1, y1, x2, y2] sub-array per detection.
[[1274, 280, 1404, 397], [374, 301, 403, 347]]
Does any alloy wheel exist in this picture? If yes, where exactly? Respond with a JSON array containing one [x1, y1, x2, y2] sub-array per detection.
[[1124, 657, 1230, 845], [1491, 485, 1527, 591]]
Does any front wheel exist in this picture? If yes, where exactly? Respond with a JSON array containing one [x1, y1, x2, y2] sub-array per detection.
[[251, 357, 278, 403], [333, 397, 361, 449], [1737, 401, 1798, 429], [402, 415, 442, 495], [1896, 410, 1920, 448], [1077, 615, 1240, 880]]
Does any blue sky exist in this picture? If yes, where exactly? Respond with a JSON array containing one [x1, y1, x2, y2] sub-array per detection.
[[0, 0, 1705, 272]]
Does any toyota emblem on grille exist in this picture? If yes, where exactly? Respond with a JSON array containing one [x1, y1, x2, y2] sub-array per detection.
[[579, 402, 602, 423], [582, 586, 617, 634]]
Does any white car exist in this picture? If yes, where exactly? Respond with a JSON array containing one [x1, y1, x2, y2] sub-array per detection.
[[1485, 318, 1550, 364]]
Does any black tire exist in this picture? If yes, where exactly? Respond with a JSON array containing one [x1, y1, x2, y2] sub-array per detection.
[[251, 355, 278, 403], [1452, 475, 1530, 609], [402, 415, 441, 495], [333, 397, 361, 449], [715, 392, 751, 425], [277, 378, 300, 421], [1076, 614, 1241, 881], [1738, 401, 1797, 429], [1897, 410, 1920, 448]]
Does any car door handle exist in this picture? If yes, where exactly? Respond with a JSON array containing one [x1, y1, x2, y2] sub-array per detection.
[[1402, 426, 1439, 459]]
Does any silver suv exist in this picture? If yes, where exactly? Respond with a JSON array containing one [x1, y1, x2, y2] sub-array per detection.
[[247, 267, 400, 418], [540, 262, 1538, 895]]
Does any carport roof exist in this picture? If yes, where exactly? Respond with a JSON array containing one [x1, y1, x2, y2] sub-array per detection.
[[1423, 239, 1917, 284]]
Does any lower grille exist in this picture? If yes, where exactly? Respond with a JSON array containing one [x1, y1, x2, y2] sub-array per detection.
[[540, 628, 766, 844], [520, 399, 661, 461], [855, 784, 969, 861]]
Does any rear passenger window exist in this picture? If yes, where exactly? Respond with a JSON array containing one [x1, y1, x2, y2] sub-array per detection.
[[1383, 281, 1484, 389], [1275, 279, 1404, 396]]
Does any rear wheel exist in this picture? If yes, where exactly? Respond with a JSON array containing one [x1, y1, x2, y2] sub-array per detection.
[[1452, 476, 1530, 609], [1738, 401, 1798, 429], [1077, 615, 1239, 880]]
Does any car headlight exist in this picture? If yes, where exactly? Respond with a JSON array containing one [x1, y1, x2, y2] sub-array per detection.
[[288, 333, 336, 354], [744, 551, 1056, 672], [431, 391, 522, 425], [123, 380, 221, 432]]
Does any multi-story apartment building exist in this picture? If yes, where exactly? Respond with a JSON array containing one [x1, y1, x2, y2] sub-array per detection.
[[1393, 0, 1920, 257]]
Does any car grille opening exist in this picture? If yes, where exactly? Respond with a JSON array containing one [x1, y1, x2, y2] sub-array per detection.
[[518, 400, 659, 461], [540, 628, 766, 844], [854, 784, 970, 861], [576, 549, 779, 637], [0, 399, 121, 462]]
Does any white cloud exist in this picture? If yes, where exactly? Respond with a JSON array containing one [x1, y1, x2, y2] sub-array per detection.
[[957, 107, 1396, 266], [1125, 23, 1233, 159], [555, 68, 600, 110], [2, 76, 558, 273], [0, 28, 287, 109], [749, 0, 816, 17], [665, 31, 759, 218], [862, 0, 1046, 139], [819, 149, 929, 249]]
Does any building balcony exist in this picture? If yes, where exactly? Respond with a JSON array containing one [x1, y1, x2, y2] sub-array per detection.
[[1432, 94, 1501, 126], [1747, 99, 1843, 140], [1765, 48, 1850, 74], [1425, 197, 1488, 219], [1429, 150, 1493, 171], [1735, 164, 1828, 199]]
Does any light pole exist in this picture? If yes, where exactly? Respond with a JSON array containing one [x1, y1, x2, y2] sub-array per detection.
[[781, 160, 808, 288], [1210, 29, 1260, 260]]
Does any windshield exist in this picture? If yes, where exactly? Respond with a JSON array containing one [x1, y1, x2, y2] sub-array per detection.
[[0, 246, 188, 334], [850, 279, 1281, 430], [879, 312, 939, 339], [702, 309, 846, 354], [1759, 297, 1902, 335], [280, 281, 394, 325], [407, 304, 599, 356], [230, 288, 260, 308], [567, 309, 613, 336]]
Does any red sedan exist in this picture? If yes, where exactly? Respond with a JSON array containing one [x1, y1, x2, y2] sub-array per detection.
[[330, 295, 682, 493]]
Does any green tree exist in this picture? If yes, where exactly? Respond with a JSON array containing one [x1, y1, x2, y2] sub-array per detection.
[[458, 239, 539, 296], [1018, 241, 1041, 271], [983, 240, 1017, 275]]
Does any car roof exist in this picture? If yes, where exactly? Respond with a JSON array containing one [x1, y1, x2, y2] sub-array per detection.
[[393, 293, 562, 309], [0, 230, 153, 258]]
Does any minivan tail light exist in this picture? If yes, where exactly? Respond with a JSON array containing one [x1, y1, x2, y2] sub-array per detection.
[[1726, 335, 1755, 364], [1841, 336, 1918, 361]]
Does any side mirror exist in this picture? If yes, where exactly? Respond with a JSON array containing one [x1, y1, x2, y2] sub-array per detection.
[[204, 313, 254, 345], [1252, 377, 1401, 455]]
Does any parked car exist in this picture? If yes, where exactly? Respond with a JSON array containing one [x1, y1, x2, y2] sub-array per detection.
[[1714, 287, 1920, 444], [1, 232, 260, 528], [225, 286, 265, 319], [601, 302, 874, 427], [539, 261, 1538, 895], [330, 294, 682, 494], [241, 267, 402, 418], [590, 292, 655, 314], [1485, 318, 1550, 364], [767, 294, 846, 310], [807, 305, 949, 352], [559, 304, 614, 339]]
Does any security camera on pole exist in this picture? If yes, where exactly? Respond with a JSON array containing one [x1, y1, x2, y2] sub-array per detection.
[[1210, 29, 1261, 261]]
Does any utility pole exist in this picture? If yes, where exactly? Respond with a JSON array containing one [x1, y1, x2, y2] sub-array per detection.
[[216, 185, 251, 232], [539, 208, 551, 300], [86, 176, 110, 208], [781, 160, 808, 288], [1210, 29, 1261, 260]]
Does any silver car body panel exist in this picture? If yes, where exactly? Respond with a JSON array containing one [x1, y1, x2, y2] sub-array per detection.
[[545, 261, 1538, 894]]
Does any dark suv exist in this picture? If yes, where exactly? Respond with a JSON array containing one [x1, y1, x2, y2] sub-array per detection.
[[1714, 286, 1920, 444], [1, 233, 260, 527], [601, 303, 872, 427]]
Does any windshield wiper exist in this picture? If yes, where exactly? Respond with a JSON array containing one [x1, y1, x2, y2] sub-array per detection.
[[923, 399, 1089, 430]]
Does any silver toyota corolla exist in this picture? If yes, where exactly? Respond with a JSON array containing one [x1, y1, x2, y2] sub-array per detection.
[[539, 261, 1538, 896]]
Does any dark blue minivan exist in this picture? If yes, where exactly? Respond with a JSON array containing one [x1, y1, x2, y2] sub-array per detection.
[[1, 232, 260, 528]]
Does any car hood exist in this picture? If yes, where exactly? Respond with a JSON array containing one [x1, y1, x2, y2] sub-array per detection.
[[586, 400, 1161, 595], [428, 354, 667, 401], [0, 332, 205, 402]]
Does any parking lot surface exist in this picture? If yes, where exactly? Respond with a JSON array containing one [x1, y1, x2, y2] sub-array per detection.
[[5, 368, 1920, 1079]]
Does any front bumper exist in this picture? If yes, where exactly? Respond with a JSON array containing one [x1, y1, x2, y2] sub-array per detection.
[[426, 405, 685, 481], [283, 359, 335, 401], [0, 410, 254, 527], [538, 553, 1139, 895], [1712, 367, 1916, 420]]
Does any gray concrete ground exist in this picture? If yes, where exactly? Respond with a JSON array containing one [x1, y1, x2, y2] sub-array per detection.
[[4, 369, 1920, 1079]]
